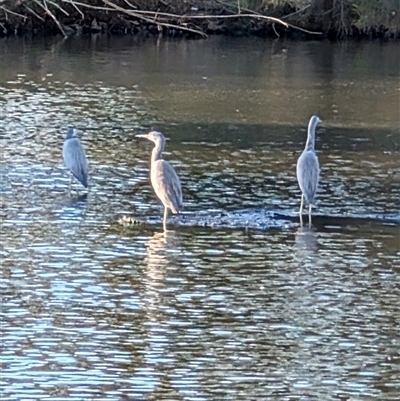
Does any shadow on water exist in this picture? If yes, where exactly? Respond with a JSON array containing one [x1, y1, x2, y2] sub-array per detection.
[[309, 213, 400, 230], [63, 192, 88, 207], [57, 192, 88, 222], [173, 122, 400, 153]]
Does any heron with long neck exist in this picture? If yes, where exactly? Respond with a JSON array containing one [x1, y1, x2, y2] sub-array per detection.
[[137, 131, 183, 231], [296, 115, 322, 225], [63, 128, 88, 192]]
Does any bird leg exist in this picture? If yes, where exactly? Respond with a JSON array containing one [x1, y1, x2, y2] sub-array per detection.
[[299, 194, 304, 214], [308, 204, 312, 226], [68, 173, 72, 194], [163, 206, 168, 231]]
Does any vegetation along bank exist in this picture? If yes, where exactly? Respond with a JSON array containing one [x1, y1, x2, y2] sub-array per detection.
[[0, 0, 399, 40]]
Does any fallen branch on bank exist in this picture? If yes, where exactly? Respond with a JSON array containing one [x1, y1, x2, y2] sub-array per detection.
[[0, 0, 323, 37], [102, 0, 208, 37], [101, 0, 322, 36], [214, 0, 320, 35]]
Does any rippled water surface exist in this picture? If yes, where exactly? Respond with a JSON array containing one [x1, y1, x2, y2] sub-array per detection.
[[1, 35, 399, 400]]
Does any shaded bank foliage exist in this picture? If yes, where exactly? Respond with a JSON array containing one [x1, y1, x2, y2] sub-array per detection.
[[0, 0, 399, 39]]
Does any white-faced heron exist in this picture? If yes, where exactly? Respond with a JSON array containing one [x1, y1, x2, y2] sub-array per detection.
[[296, 115, 322, 225], [63, 128, 88, 191], [137, 131, 182, 231]]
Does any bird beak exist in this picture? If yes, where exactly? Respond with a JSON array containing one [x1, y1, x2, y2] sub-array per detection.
[[136, 134, 148, 139]]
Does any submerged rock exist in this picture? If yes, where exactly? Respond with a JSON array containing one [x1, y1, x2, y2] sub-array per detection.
[[118, 208, 400, 231], [119, 208, 296, 230]]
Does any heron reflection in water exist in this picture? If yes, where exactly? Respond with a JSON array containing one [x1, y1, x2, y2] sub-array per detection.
[[137, 131, 183, 231], [62, 128, 88, 193], [296, 115, 322, 226], [142, 230, 195, 396], [145, 231, 170, 293], [143, 230, 181, 315], [294, 225, 318, 261]]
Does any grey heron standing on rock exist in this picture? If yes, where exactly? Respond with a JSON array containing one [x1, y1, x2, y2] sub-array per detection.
[[296, 115, 322, 225], [63, 128, 88, 192], [137, 131, 183, 231]]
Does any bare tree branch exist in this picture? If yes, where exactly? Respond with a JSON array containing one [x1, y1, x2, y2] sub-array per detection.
[[1, 0, 322, 37], [102, 0, 208, 37], [60, 0, 114, 12], [46, 0, 70, 16], [0, 5, 28, 20], [62, 0, 84, 19], [24, 4, 45, 21], [32, 0, 67, 37]]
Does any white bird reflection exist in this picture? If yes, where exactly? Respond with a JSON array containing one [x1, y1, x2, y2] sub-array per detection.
[[144, 230, 180, 297], [144, 231, 168, 307], [58, 192, 88, 221], [141, 230, 205, 399], [142, 230, 177, 384], [293, 225, 319, 264]]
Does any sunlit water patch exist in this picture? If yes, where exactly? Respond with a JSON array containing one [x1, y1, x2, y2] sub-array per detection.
[[4, 226, 398, 399]]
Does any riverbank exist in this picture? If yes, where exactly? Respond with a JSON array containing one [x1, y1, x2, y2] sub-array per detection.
[[0, 0, 399, 40]]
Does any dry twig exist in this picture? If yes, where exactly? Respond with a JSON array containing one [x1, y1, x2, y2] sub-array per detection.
[[3, 0, 321, 37], [102, 0, 208, 37], [60, 0, 114, 12], [46, 0, 70, 16], [101, 0, 296, 36], [285, 22, 322, 35], [281, 4, 311, 20], [101, 3, 289, 29], [123, 0, 137, 10], [63, 0, 84, 19], [24, 4, 45, 21], [215, 0, 321, 35], [0, 5, 28, 20], [272, 23, 279, 38], [32, 0, 67, 37], [72, 5, 84, 19], [182, 13, 289, 27]]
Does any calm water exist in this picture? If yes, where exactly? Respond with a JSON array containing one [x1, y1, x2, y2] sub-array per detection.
[[1, 35, 399, 400]]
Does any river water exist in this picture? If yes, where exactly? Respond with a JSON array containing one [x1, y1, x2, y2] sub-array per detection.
[[1, 35, 399, 400]]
